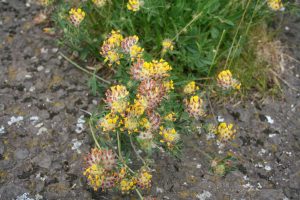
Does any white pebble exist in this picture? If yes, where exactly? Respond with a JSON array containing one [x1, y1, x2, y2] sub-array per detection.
[[37, 127, 48, 135], [72, 139, 82, 154], [265, 115, 274, 124], [0, 126, 5, 135], [196, 190, 212, 200], [8, 116, 24, 125]]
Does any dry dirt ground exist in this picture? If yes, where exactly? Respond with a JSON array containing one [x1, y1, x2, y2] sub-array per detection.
[[0, 1, 299, 200]]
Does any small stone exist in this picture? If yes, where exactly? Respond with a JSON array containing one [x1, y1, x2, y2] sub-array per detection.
[[156, 187, 164, 194], [196, 190, 212, 200], [35, 153, 52, 169], [266, 115, 274, 124], [30, 116, 39, 125], [52, 48, 59, 53], [29, 86, 35, 92], [8, 116, 24, 125], [0, 140, 4, 154], [37, 65, 44, 71], [15, 148, 29, 160], [217, 115, 224, 122], [0, 103, 4, 111], [41, 47, 48, 54], [0, 126, 5, 135], [25, 74, 32, 79], [37, 127, 48, 135], [289, 171, 300, 189], [72, 139, 82, 154], [254, 189, 287, 200]]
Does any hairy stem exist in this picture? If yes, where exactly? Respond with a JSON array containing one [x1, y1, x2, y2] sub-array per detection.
[[59, 52, 111, 84]]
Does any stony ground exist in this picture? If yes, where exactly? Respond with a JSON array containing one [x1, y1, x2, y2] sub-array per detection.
[[0, 1, 299, 200]]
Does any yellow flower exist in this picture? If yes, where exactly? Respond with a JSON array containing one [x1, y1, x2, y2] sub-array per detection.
[[92, 0, 107, 7], [184, 95, 206, 119], [164, 80, 174, 92], [159, 127, 179, 147], [120, 178, 136, 193], [105, 85, 129, 113], [83, 148, 118, 191], [123, 116, 139, 134], [162, 39, 174, 53], [69, 8, 86, 27], [83, 164, 104, 191], [100, 30, 124, 66], [217, 70, 241, 90], [127, 0, 141, 12], [98, 113, 119, 132], [183, 81, 199, 94], [140, 118, 151, 130], [136, 169, 152, 189], [129, 45, 144, 60], [106, 30, 124, 47], [121, 35, 139, 53], [267, 0, 284, 11], [216, 122, 236, 142], [164, 112, 176, 122]]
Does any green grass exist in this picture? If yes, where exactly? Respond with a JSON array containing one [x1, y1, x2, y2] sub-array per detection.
[[53, 0, 273, 82]]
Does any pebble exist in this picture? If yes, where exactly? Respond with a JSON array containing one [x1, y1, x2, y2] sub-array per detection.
[[30, 116, 39, 125], [0, 126, 5, 135], [196, 190, 212, 200], [8, 116, 24, 125], [37, 65, 44, 71], [37, 127, 48, 135], [264, 165, 272, 171], [72, 139, 83, 154], [217, 115, 224, 122], [29, 86, 35, 92], [35, 153, 52, 169], [75, 115, 85, 134], [15, 148, 29, 160], [265, 115, 274, 124], [156, 187, 164, 194]]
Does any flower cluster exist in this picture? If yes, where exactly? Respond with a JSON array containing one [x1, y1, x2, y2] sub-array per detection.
[[69, 8, 85, 27], [105, 85, 129, 114], [100, 30, 124, 66], [217, 70, 241, 90], [98, 31, 178, 152], [83, 148, 118, 191], [184, 95, 206, 120], [100, 31, 144, 66], [183, 81, 199, 95], [159, 126, 179, 148], [131, 59, 172, 81], [92, 0, 108, 7], [127, 0, 141, 12], [83, 148, 152, 192], [267, 0, 284, 11], [162, 39, 174, 54], [216, 122, 236, 142]]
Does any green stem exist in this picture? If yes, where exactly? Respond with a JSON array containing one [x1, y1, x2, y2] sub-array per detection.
[[117, 131, 123, 160], [135, 188, 144, 200], [228, 0, 261, 69], [171, 12, 203, 42], [208, 30, 226, 76], [224, 0, 251, 69], [89, 120, 101, 149], [59, 52, 111, 84], [129, 135, 148, 167]]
